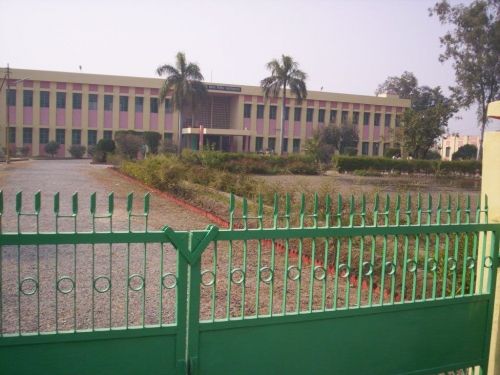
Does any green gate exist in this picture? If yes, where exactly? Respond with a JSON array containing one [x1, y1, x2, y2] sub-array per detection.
[[0, 191, 498, 374]]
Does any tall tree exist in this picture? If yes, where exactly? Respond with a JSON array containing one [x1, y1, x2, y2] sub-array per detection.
[[261, 55, 307, 155], [376, 72, 456, 158], [430, 0, 500, 159], [157, 52, 207, 155]]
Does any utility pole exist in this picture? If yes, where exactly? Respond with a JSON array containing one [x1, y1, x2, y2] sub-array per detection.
[[0, 64, 12, 163], [5, 64, 11, 164]]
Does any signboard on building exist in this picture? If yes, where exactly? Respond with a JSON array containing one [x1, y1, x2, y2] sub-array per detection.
[[206, 84, 241, 92]]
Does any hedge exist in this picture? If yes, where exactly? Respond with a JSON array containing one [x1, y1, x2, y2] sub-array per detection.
[[181, 150, 319, 175], [332, 156, 481, 176]]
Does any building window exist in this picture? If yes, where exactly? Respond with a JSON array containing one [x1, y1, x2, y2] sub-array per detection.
[[7, 89, 16, 106], [150, 98, 158, 113], [353, 111, 359, 125], [255, 137, 263, 152], [104, 95, 113, 111], [282, 138, 288, 152], [362, 142, 369, 155], [89, 94, 98, 110], [385, 113, 391, 127], [119, 96, 128, 112], [330, 109, 337, 123], [257, 104, 264, 119], [23, 90, 33, 107], [103, 130, 113, 140], [363, 112, 370, 126], [341, 111, 348, 124], [395, 114, 401, 127], [40, 91, 50, 108], [56, 129, 65, 144], [269, 105, 277, 120], [72, 93, 82, 110], [268, 137, 276, 152], [56, 92, 66, 109], [135, 97, 144, 112], [72, 129, 81, 145], [294, 107, 302, 121], [164, 99, 172, 113], [293, 139, 301, 153], [88, 130, 97, 146], [383, 142, 390, 156], [284, 107, 289, 121], [374, 113, 381, 126], [445, 147, 450, 157], [318, 109, 325, 123], [244, 103, 251, 118], [306, 108, 314, 122], [39, 128, 49, 144], [23, 128, 33, 144], [372, 142, 380, 156], [8, 128, 16, 143]]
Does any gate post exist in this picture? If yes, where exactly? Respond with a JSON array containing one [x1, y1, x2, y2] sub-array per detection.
[[481, 129, 500, 374]]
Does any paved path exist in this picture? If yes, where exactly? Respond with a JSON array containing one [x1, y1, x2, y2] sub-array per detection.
[[0, 159, 213, 233]]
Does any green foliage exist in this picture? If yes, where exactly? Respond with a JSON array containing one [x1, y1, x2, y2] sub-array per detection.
[[44, 141, 60, 158], [157, 52, 208, 154], [158, 138, 178, 154], [96, 139, 116, 153], [452, 144, 478, 160], [261, 55, 308, 155], [115, 131, 143, 159], [181, 150, 319, 175], [384, 147, 401, 158], [143, 131, 162, 153], [430, 0, 500, 159], [424, 150, 442, 160], [305, 123, 359, 163], [68, 145, 87, 159], [333, 156, 481, 176], [376, 72, 456, 159]]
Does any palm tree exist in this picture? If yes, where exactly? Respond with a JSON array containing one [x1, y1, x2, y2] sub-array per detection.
[[261, 55, 307, 155], [157, 52, 207, 155]]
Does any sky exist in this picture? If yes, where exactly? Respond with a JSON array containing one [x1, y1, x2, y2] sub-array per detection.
[[1, 0, 499, 134]]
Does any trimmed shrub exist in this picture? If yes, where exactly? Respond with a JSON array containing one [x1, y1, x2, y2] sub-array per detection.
[[68, 145, 87, 159], [44, 141, 60, 158]]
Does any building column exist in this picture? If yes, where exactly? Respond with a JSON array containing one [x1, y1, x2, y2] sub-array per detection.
[[482, 100, 500, 373]]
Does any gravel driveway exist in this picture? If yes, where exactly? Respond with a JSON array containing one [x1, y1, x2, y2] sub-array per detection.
[[0, 159, 214, 334]]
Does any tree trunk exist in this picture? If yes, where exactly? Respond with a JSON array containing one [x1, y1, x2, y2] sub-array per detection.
[[478, 108, 487, 160], [177, 110, 183, 156], [280, 84, 287, 156]]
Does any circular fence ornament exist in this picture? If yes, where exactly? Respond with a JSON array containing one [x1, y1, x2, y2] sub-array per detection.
[[93, 276, 111, 293], [406, 259, 418, 273], [484, 256, 493, 269], [466, 257, 476, 269], [200, 271, 215, 287], [313, 266, 326, 281], [287, 266, 301, 281], [19, 277, 38, 296], [362, 261, 373, 276], [427, 258, 438, 272], [339, 264, 350, 278], [385, 262, 396, 276], [230, 268, 245, 284], [57, 276, 75, 294], [447, 257, 457, 272], [128, 274, 145, 291], [259, 267, 274, 284]]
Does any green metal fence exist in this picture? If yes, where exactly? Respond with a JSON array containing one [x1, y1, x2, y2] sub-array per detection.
[[0, 191, 498, 374]]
